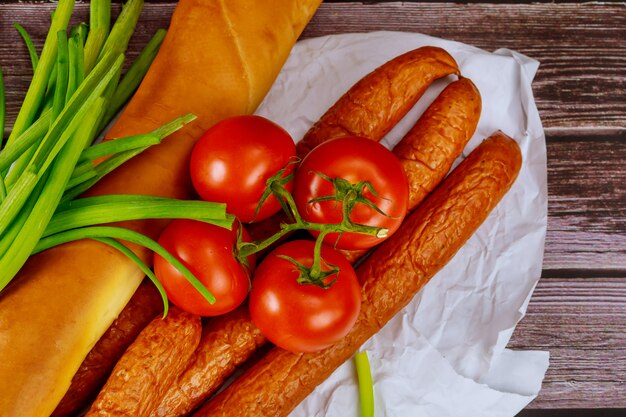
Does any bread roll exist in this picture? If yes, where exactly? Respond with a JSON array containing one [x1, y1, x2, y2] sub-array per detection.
[[0, 1, 321, 416]]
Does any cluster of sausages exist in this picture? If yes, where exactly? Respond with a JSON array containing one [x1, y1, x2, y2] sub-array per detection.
[[53, 46, 522, 417]]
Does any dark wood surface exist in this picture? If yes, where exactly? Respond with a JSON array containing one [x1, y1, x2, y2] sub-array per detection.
[[1, 0, 624, 414]]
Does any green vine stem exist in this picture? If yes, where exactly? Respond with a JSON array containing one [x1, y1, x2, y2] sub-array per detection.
[[237, 173, 391, 285]]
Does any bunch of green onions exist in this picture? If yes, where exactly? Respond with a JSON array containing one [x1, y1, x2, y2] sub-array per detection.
[[0, 0, 230, 314]]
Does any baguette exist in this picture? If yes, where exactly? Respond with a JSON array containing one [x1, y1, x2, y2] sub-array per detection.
[[193, 131, 522, 417], [0, 1, 321, 416], [51, 281, 163, 417]]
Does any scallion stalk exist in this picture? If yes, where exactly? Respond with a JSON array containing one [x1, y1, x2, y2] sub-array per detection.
[[0, 66, 5, 150], [44, 196, 230, 237], [106, 28, 166, 120], [83, 0, 111, 74], [78, 133, 160, 162], [5, 51, 122, 188], [32, 226, 216, 305], [52, 30, 70, 120], [0, 109, 52, 174], [354, 351, 375, 417], [0, 97, 106, 291], [0, 54, 123, 231], [6, 0, 75, 144], [94, 236, 169, 317], [62, 113, 196, 200], [97, 0, 143, 62], [14, 23, 39, 72]]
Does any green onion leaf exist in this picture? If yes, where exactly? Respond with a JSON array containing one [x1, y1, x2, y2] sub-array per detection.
[[13, 23, 39, 72], [0, 109, 52, 174], [354, 351, 375, 417], [0, 66, 5, 150], [52, 30, 70, 120], [0, 98, 106, 291], [6, 0, 75, 144], [83, 0, 111, 74], [106, 28, 166, 120], [32, 226, 216, 305], [94, 236, 169, 317], [44, 195, 230, 237], [97, 0, 143, 63]]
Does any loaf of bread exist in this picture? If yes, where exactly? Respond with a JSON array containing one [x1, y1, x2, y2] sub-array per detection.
[[0, 1, 321, 416]]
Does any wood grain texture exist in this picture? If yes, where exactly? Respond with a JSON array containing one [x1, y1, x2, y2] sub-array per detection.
[[0, 1, 624, 413], [544, 135, 626, 270], [509, 277, 626, 408], [1, 2, 625, 135]]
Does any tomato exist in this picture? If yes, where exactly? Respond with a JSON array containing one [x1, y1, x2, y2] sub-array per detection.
[[153, 219, 255, 316], [292, 136, 409, 250], [190, 115, 296, 223], [249, 240, 361, 353]]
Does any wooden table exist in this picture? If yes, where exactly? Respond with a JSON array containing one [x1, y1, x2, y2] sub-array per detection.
[[1, 1, 624, 415]]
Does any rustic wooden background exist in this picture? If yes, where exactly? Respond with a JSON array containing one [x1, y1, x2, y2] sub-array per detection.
[[1, 1, 624, 415]]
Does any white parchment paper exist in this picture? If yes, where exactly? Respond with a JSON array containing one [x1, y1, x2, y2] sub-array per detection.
[[256, 31, 549, 417]]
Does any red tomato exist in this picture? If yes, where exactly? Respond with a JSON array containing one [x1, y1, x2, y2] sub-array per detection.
[[249, 240, 361, 353], [154, 219, 255, 316], [293, 136, 409, 250], [190, 115, 296, 223]]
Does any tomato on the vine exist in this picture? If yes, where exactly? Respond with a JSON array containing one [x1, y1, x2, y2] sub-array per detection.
[[293, 136, 409, 250], [153, 219, 255, 316], [249, 240, 361, 353], [190, 115, 296, 223]]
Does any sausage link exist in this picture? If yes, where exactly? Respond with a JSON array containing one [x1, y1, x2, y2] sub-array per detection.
[[85, 307, 202, 417], [338, 77, 482, 263], [192, 132, 522, 417], [295, 46, 459, 158], [395, 77, 482, 210], [151, 306, 266, 417]]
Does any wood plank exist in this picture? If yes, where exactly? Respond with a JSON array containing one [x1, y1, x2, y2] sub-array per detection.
[[1, 2, 625, 134], [509, 277, 626, 408], [544, 135, 626, 270], [2, 4, 625, 267]]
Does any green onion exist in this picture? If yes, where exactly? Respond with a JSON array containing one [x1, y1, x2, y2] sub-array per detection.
[[44, 195, 230, 237], [69, 22, 88, 46], [83, 0, 111, 74], [79, 133, 160, 163], [52, 30, 70, 120], [62, 113, 196, 201], [97, 0, 143, 62], [0, 66, 5, 150], [14, 23, 39, 72], [354, 351, 375, 417], [32, 226, 216, 305], [107, 28, 166, 120], [94, 236, 169, 317], [0, 97, 106, 291], [0, 169, 37, 235], [0, 180, 45, 258], [0, 54, 123, 232], [6, 0, 75, 145], [5, 51, 122, 188], [0, 109, 52, 174], [66, 33, 85, 103]]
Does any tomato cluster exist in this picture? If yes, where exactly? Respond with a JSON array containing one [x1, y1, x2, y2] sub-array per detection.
[[154, 115, 409, 352]]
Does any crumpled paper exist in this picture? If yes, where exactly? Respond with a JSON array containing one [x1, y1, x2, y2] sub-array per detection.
[[255, 31, 549, 417]]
